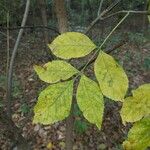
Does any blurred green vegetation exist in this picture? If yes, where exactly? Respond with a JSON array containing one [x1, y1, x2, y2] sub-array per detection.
[[0, 0, 148, 26], [74, 104, 89, 134], [0, 74, 22, 98]]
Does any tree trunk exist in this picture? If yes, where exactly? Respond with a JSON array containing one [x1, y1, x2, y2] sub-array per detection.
[[54, 1, 73, 150], [37, 0, 54, 60], [65, 100, 75, 150], [37, 0, 49, 43], [142, 0, 149, 33], [5, 0, 30, 148], [6, 0, 30, 118], [54, 0, 69, 33]]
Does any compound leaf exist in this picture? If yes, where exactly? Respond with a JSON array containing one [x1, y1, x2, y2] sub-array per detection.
[[77, 75, 104, 129], [94, 51, 128, 101], [34, 60, 78, 83], [121, 84, 150, 123], [48, 32, 96, 59], [123, 117, 150, 150], [33, 80, 73, 124]]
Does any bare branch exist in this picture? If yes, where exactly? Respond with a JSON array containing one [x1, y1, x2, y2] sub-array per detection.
[[6, 0, 30, 118], [101, 10, 150, 20], [0, 31, 29, 49], [79, 39, 127, 71], [97, 0, 104, 17], [0, 25, 60, 34], [6, 12, 10, 81], [85, 0, 121, 34]]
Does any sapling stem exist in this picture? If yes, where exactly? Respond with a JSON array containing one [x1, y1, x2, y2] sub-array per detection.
[[80, 12, 130, 73]]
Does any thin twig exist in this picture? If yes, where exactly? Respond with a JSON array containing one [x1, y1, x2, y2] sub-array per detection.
[[79, 39, 127, 71], [82, 12, 130, 72], [97, 0, 105, 17], [101, 10, 150, 20], [6, 12, 10, 79], [6, 0, 30, 118], [99, 12, 130, 49], [6, 12, 10, 111], [0, 32, 30, 50], [0, 25, 60, 34], [0, 31, 29, 49], [85, 0, 120, 34], [106, 39, 127, 54]]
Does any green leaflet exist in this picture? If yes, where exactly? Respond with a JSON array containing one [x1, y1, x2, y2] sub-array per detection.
[[48, 32, 96, 59], [33, 80, 73, 124], [123, 117, 150, 150], [121, 84, 150, 123], [77, 75, 104, 129], [94, 51, 128, 101], [34, 60, 78, 83]]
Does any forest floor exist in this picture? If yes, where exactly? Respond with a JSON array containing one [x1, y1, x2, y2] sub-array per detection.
[[0, 29, 150, 150]]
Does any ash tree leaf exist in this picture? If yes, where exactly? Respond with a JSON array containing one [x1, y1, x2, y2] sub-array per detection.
[[48, 32, 96, 59], [94, 51, 128, 101], [34, 60, 78, 83], [121, 84, 150, 123], [33, 80, 73, 124], [77, 75, 104, 129], [123, 117, 150, 150]]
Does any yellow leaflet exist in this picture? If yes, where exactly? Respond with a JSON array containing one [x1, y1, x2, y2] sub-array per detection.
[[33, 80, 73, 124], [132, 83, 150, 97], [123, 117, 150, 150], [48, 32, 96, 59], [77, 75, 104, 129], [94, 51, 128, 101], [34, 60, 78, 83], [121, 84, 150, 123]]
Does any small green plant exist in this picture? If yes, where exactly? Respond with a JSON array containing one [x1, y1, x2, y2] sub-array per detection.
[[74, 120, 88, 134], [127, 32, 148, 45], [33, 32, 150, 149], [0, 74, 22, 98], [19, 103, 30, 115], [74, 104, 88, 134], [143, 57, 150, 70]]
